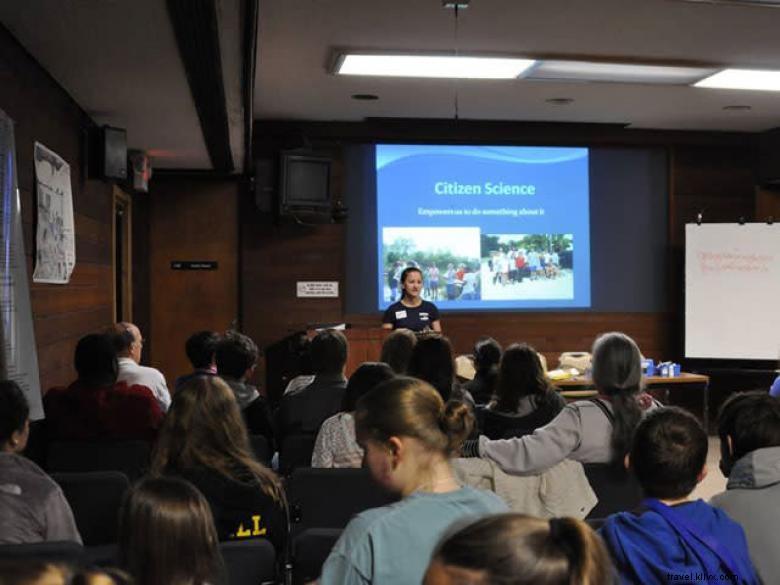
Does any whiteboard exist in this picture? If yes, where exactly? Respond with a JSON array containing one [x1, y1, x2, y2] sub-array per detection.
[[685, 224, 780, 360]]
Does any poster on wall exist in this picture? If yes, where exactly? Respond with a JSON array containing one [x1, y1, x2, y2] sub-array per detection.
[[32, 142, 76, 284], [0, 109, 43, 419]]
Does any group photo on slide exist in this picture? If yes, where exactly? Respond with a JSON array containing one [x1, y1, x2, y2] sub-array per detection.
[[480, 233, 574, 301]]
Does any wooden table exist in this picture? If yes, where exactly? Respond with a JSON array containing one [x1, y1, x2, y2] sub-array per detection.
[[554, 373, 711, 430]]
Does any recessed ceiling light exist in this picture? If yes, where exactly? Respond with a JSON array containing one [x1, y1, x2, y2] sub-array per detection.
[[335, 54, 536, 79], [722, 104, 752, 110], [545, 97, 574, 105], [695, 69, 780, 91], [351, 94, 379, 101], [531, 61, 716, 84]]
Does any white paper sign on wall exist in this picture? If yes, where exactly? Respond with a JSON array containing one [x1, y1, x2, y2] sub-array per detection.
[[297, 281, 339, 298]]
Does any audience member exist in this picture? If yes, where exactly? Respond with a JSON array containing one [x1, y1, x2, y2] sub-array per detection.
[[150, 376, 287, 552], [482, 343, 566, 439], [600, 407, 760, 585], [464, 331, 657, 473], [276, 329, 349, 444], [0, 562, 132, 585], [408, 335, 475, 406], [318, 376, 507, 585], [379, 328, 417, 375], [424, 513, 615, 585], [215, 331, 274, 448], [112, 322, 170, 412], [0, 380, 81, 545], [281, 334, 314, 396], [118, 476, 224, 585], [312, 362, 395, 468], [711, 391, 780, 583], [174, 330, 220, 391], [44, 334, 163, 441], [464, 337, 501, 405]]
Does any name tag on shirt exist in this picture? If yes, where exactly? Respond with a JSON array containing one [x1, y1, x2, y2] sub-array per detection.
[[420, 312, 429, 321], [395, 310, 407, 319]]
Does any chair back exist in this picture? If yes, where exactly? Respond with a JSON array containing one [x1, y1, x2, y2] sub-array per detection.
[[249, 434, 273, 467], [46, 440, 151, 480], [583, 462, 643, 519], [287, 467, 398, 535], [220, 538, 276, 585], [292, 528, 342, 585], [52, 471, 130, 546], [278, 434, 317, 476]]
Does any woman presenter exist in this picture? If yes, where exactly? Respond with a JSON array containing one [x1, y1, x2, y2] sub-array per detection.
[[382, 267, 442, 332]]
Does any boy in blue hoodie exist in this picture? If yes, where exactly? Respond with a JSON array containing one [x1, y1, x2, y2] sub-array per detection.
[[599, 407, 760, 585]]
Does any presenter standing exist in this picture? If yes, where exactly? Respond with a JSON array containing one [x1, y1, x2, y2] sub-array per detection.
[[382, 267, 442, 332]]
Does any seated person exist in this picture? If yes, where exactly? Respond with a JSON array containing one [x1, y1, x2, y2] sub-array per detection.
[[408, 335, 475, 407], [482, 343, 565, 439], [711, 391, 780, 583], [215, 331, 274, 448], [318, 377, 507, 585], [276, 329, 349, 444], [118, 476, 223, 585], [464, 337, 501, 405], [0, 380, 81, 545], [424, 513, 615, 585], [599, 407, 760, 585], [174, 330, 220, 391], [463, 332, 656, 475], [282, 333, 314, 396], [379, 328, 417, 375], [150, 376, 287, 552], [44, 333, 163, 441], [112, 322, 170, 412], [312, 362, 395, 468]]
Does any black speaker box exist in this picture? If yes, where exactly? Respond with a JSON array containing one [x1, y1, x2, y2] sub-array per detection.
[[89, 125, 127, 181]]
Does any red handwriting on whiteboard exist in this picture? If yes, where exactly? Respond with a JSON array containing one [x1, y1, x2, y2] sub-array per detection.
[[698, 252, 773, 274]]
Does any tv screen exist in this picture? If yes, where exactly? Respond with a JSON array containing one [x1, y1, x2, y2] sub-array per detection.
[[279, 153, 331, 214]]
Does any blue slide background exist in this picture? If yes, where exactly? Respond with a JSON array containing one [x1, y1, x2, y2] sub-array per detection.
[[376, 144, 591, 310]]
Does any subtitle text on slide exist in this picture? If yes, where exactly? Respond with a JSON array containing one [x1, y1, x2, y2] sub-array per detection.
[[417, 207, 545, 218]]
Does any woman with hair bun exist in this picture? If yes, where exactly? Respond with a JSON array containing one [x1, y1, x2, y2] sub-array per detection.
[[424, 513, 616, 585], [318, 377, 507, 585], [466, 332, 657, 474]]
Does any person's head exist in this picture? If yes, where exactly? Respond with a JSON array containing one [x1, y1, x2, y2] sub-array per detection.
[[717, 391, 780, 477], [184, 331, 220, 370], [591, 332, 644, 465], [380, 329, 417, 374], [0, 563, 132, 585], [215, 331, 258, 381], [494, 343, 552, 412], [151, 376, 283, 502], [399, 267, 423, 300], [118, 476, 222, 585], [408, 335, 455, 401], [472, 337, 502, 373], [310, 329, 348, 376], [354, 376, 473, 496], [75, 333, 119, 388], [112, 322, 143, 363], [0, 380, 29, 453], [629, 406, 708, 500], [425, 514, 614, 585], [342, 362, 395, 412]]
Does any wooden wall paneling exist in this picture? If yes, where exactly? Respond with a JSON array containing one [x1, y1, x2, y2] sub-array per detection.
[[755, 186, 780, 221], [149, 178, 239, 385], [1, 25, 115, 394]]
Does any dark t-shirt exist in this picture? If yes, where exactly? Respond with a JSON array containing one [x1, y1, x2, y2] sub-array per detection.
[[176, 464, 287, 553], [382, 300, 440, 332]]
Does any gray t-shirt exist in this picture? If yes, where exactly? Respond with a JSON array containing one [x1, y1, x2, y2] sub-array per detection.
[[0, 453, 81, 544], [319, 485, 507, 585]]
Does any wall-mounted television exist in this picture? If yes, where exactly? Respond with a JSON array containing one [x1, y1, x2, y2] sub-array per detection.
[[279, 152, 331, 216]]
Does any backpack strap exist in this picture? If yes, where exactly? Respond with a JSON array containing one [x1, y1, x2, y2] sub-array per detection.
[[588, 397, 615, 425]]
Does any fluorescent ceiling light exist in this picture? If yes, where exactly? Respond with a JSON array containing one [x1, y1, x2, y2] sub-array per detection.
[[530, 60, 716, 84], [695, 69, 780, 91], [335, 54, 536, 79]]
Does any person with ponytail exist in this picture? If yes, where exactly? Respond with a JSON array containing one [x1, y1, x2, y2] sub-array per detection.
[[382, 266, 442, 332], [424, 513, 616, 585], [464, 332, 658, 474], [318, 377, 507, 585]]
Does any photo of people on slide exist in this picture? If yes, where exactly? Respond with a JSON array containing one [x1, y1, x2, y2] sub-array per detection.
[[481, 233, 574, 301], [382, 227, 481, 303]]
